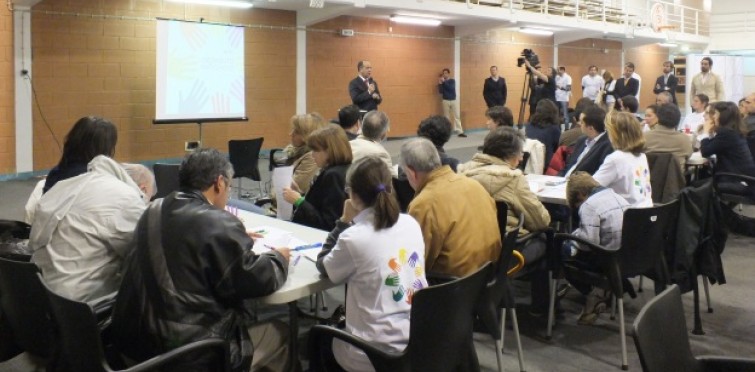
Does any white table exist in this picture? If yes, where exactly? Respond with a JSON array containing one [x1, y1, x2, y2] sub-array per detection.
[[525, 174, 568, 206], [236, 209, 335, 371]]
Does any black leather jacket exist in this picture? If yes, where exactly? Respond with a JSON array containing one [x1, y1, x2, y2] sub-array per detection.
[[111, 191, 288, 371]]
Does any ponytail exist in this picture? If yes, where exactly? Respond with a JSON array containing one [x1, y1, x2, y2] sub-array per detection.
[[346, 156, 400, 231], [373, 184, 399, 230]]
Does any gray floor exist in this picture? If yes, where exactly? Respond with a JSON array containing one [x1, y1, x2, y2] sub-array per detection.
[[2, 132, 754, 371]]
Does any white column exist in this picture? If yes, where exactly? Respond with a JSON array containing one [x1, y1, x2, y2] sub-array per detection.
[[14, 6, 33, 173], [296, 27, 307, 115], [454, 37, 461, 119], [553, 45, 559, 69]]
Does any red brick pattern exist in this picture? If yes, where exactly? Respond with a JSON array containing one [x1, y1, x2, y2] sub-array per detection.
[[0, 5, 13, 174]]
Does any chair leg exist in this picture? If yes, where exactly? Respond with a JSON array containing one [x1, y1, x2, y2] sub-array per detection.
[[546, 273, 556, 340], [610, 295, 617, 320], [618, 297, 628, 370], [500, 308, 507, 354], [637, 276, 643, 293], [510, 309, 526, 372], [703, 276, 713, 313], [237, 178, 242, 199]]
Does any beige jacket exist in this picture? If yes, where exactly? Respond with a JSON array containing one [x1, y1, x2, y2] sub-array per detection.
[[291, 151, 318, 194], [350, 136, 397, 177], [408, 166, 501, 277], [645, 125, 694, 171], [459, 153, 551, 236], [690, 72, 724, 102]]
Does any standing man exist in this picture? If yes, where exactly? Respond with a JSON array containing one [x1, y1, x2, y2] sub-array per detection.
[[438, 68, 465, 137], [743, 92, 755, 133], [555, 66, 573, 125], [653, 61, 678, 105], [349, 60, 382, 112], [630, 63, 642, 101], [612, 63, 640, 103], [483, 65, 507, 108], [581, 65, 604, 101], [691, 57, 725, 102]]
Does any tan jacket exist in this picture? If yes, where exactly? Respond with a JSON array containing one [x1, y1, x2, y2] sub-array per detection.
[[408, 166, 501, 277], [349, 136, 397, 177], [291, 151, 318, 194], [645, 125, 693, 171], [459, 153, 551, 236], [690, 72, 724, 102]]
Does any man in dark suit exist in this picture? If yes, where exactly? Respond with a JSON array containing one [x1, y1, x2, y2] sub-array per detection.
[[483, 65, 507, 108], [652, 61, 678, 105], [348, 60, 382, 112], [560, 105, 614, 177], [612, 62, 639, 104]]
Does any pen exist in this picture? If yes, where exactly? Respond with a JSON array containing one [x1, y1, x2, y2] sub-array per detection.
[[293, 255, 301, 266], [253, 229, 267, 234], [293, 242, 323, 251]]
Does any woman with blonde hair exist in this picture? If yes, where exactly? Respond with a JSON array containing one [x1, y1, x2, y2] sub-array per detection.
[[284, 124, 352, 231], [593, 110, 653, 207], [600, 70, 616, 106], [284, 112, 327, 194]]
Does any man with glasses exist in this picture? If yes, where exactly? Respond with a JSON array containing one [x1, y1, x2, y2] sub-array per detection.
[[112, 148, 293, 372]]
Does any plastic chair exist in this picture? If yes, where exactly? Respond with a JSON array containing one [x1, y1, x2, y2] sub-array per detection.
[[152, 163, 180, 200], [38, 274, 231, 372], [391, 177, 415, 213], [0, 257, 55, 365], [632, 285, 755, 372], [308, 262, 494, 372], [477, 201, 526, 372], [549, 200, 679, 370], [228, 137, 264, 199]]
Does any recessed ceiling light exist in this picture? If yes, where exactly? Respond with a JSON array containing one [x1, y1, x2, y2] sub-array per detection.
[[167, 0, 253, 9], [519, 27, 553, 36], [390, 15, 442, 27], [658, 42, 678, 48]]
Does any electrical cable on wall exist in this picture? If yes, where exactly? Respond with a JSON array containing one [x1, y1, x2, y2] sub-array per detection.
[[24, 72, 62, 154]]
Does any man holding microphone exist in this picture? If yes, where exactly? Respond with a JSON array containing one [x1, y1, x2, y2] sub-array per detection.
[[349, 60, 382, 112], [438, 68, 465, 137]]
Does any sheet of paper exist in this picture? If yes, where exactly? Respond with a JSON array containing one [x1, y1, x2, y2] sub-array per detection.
[[249, 225, 320, 263], [272, 166, 294, 220], [528, 181, 543, 193]]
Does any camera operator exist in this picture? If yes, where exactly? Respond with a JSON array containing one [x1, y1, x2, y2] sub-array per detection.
[[524, 58, 557, 117]]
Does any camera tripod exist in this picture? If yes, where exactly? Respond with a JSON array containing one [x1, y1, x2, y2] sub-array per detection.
[[517, 70, 535, 127]]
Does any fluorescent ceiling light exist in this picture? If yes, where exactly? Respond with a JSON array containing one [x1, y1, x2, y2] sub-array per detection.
[[167, 0, 253, 8], [390, 15, 441, 27], [519, 27, 553, 36], [658, 42, 678, 48]]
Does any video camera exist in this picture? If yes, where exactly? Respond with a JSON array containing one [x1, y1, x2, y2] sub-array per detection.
[[517, 49, 540, 68]]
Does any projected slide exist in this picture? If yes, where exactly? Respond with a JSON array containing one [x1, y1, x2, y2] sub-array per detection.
[[155, 19, 246, 122]]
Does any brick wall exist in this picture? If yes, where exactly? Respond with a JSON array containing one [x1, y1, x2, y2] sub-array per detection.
[[0, 5, 13, 174], [625, 44, 671, 109], [460, 30, 554, 128], [30, 0, 296, 170], [558, 39, 623, 107], [307, 16, 454, 136]]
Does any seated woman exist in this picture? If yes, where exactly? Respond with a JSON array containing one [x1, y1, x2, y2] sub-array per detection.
[[485, 105, 545, 175], [526, 99, 561, 171], [417, 115, 459, 172], [458, 126, 551, 314], [700, 101, 755, 197], [283, 112, 327, 194], [681, 94, 709, 134], [284, 124, 352, 231], [593, 111, 653, 207], [315, 156, 427, 372], [642, 104, 659, 132]]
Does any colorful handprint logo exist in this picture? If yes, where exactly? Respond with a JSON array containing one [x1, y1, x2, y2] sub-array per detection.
[[384, 248, 427, 304]]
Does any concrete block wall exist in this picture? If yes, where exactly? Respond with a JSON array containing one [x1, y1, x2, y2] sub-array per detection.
[[30, 0, 296, 171], [0, 5, 13, 174]]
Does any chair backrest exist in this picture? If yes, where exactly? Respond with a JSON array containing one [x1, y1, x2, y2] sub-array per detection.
[[517, 151, 531, 172], [391, 177, 415, 213], [618, 200, 679, 278], [39, 274, 108, 372], [632, 285, 702, 372], [152, 163, 181, 200], [646, 152, 685, 204], [0, 220, 31, 240], [0, 257, 54, 358], [228, 138, 264, 181], [404, 262, 493, 372]]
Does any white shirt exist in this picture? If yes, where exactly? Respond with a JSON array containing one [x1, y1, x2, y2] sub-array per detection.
[[582, 74, 605, 100], [555, 73, 572, 102], [604, 80, 617, 104], [29, 156, 146, 304], [680, 111, 705, 133], [350, 135, 397, 177], [593, 151, 653, 208], [323, 210, 427, 372], [631, 72, 642, 101]]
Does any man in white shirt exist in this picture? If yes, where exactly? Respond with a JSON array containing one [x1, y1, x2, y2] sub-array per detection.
[[29, 156, 153, 304], [350, 110, 396, 176], [555, 66, 572, 125], [581, 65, 604, 101], [691, 57, 725, 102]]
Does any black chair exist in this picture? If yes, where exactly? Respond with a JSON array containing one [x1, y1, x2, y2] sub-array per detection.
[[228, 137, 264, 199], [308, 262, 493, 372], [712, 172, 755, 206], [38, 274, 231, 372], [0, 220, 31, 240], [0, 257, 56, 366], [152, 163, 180, 200], [517, 151, 531, 173], [549, 200, 679, 370], [632, 285, 755, 372], [478, 201, 526, 372], [391, 177, 415, 213], [0, 220, 32, 261]]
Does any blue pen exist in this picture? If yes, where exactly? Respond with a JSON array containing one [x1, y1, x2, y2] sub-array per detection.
[[293, 242, 323, 251], [293, 255, 301, 266]]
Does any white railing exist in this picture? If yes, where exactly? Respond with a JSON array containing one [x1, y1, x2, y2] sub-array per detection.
[[451, 0, 709, 36]]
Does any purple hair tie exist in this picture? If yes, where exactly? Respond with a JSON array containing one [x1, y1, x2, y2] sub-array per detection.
[[376, 183, 386, 193]]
